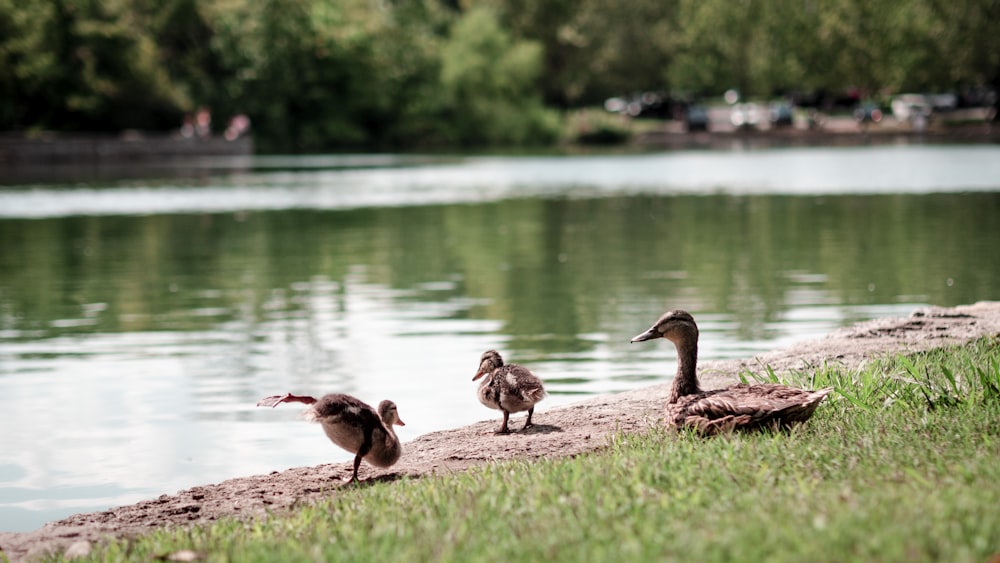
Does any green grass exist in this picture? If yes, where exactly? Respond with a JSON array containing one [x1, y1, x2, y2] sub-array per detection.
[[57, 337, 1000, 562]]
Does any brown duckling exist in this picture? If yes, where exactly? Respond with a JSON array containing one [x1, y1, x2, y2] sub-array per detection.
[[474, 350, 547, 434], [257, 392, 404, 483], [631, 310, 832, 435]]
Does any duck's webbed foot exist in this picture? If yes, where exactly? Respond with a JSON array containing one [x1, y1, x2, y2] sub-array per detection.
[[256, 393, 318, 408]]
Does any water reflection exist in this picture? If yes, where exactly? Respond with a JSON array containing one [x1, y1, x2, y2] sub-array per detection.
[[1, 146, 999, 532]]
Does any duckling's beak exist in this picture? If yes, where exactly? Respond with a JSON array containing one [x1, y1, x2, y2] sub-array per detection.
[[395, 417, 406, 426], [630, 326, 661, 343], [472, 369, 486, 381]]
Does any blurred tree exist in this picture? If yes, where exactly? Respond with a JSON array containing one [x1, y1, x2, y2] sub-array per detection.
[[481, 0, 581, 105], [923, 0, 1000, 111], [2, 0, 998, 142], [0, 0, 49, 127], [486, 0, 680, 106], [149, 0, 222, 113], [439, 6, 559, 144], [668, 0, 753, 97], [201, 0, 455, 151], [668, 0, 821, 98], [0, 0, 185, 131], [201, 0, 367, 150], [808, 0, 897, 95]]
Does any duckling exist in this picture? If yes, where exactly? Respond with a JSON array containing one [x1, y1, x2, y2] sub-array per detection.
[[473, 350, 546, 434], [631, 310, 832, 435], [257, 392, 404, 483]]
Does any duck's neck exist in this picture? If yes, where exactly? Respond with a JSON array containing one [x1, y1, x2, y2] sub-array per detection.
[[377, 420, 400, 455], [380, 418, 398, 439], [668, 338, 701, 403]]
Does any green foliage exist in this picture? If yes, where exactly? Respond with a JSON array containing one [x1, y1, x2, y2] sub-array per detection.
[[2, 0, 999, 146], [561, 108, 633, 145], [438, 7, 560, 146], [741, 336, 1000, 412], [63, 339, 1000, 562], [201, 0, 389, 150], [488, 0, 682, 105], [0, 0, 186, 131]]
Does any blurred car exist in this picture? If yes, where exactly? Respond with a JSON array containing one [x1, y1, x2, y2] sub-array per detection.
[[684, 105, 709, 132], [730, 103, 763, 129], [604, 91, 673, 119], [768, 102, 794, 127], [891, 94, 932, 122], [854, 102, 883, 123], [928, 93, 957, 112]]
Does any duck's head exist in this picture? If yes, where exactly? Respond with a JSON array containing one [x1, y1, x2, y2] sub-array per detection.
[[473, 349, 504, 381], [377, 400, 406, 426], [630, 310, 699, 346]]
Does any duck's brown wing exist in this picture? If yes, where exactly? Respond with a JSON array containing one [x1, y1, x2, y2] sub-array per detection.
[[669, 384, 832, 435]]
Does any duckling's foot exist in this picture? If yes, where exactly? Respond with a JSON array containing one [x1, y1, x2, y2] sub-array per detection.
[[341, 455, 363, 484], [494, 411, 511, 434], [523, 407, 535, 430]]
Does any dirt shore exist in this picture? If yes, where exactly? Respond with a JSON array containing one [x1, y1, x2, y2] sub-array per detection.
[[3, 301, 999, 561]]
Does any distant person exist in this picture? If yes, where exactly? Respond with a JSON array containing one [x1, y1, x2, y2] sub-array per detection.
[[195, 107, 212, 138], [224, 114, 251, 141], [180, 113, 195, 138]]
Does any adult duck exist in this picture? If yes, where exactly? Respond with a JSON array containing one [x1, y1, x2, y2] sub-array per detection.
[[474, 350, 546, 434], [631, 310, 832, 435], [257, 392, 404, 483]]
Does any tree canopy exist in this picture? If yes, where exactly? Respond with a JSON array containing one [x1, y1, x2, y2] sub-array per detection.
[[1, 0, 997, 150]]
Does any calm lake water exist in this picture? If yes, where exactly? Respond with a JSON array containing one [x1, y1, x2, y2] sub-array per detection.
[[2, 144, 999, 532]]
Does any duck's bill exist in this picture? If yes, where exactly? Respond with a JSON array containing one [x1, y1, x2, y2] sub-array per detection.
[[630, 327, 660, 343], [395, 417, 406, 426], [472, 370, 485, 381]]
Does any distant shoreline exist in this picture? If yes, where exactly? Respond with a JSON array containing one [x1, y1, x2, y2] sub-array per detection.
[[0, 133, 253, 164], [1, 120, 997, 168], [634, 119, 1000, 150]]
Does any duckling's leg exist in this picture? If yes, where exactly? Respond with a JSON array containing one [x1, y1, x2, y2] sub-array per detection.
[[523, 406, 535, 430], [496, 410, 511, 434], [256, 393, 317, 408], [346, 454, 363, 484], [345, 432, 374, 484]]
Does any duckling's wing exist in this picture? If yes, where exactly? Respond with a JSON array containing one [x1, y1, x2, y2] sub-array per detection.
[[502, 364, 546, 402], [313, 394, 383, 430], [311, 394, 389, 457]]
